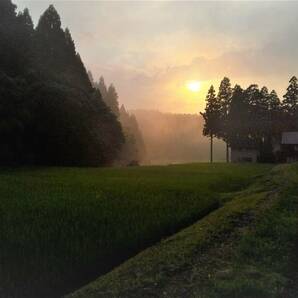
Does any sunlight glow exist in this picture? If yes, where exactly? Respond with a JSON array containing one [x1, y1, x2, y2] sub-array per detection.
[[186, 81, 201, 92]]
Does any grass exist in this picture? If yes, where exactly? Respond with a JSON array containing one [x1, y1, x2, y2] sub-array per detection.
[[209, 164, 298, 298], [0, 163, 271, 298], [67, 164, 298, 298]]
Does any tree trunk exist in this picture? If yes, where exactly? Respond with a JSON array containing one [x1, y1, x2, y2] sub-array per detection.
[[210, 134, 213, 163], [226, 142, 229, 163]]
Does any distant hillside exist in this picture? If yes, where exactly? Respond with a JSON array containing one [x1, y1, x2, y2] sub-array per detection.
[[131, 110, 226, 164]]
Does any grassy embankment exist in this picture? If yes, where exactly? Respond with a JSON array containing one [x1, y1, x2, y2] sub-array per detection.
[[68, 164, 298, 298], [0, 163, 270, 298]]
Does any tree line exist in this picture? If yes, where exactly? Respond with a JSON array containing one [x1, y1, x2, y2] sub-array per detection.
[[201, 76, 298, 162], [88, 73, 146, 165], [0, 0, 144, 166]]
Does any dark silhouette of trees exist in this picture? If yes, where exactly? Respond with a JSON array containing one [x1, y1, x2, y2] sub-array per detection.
[[119, 105, 146, 164], [201, 76, 298, 163], [244, 85, 273, 162], [226, 85, 249, 150], [94, 77, 120, 117], [90, 74, 146, 164], [283, 76, 298, 114], [268, 90, 280, 111], [0, 1, 33, 76], [0, 1, 124, 166], [282, 76, 298, 130], [268, 90, 283, 139], [217, 77, 232, 162], [35, 5, 92, 92], [201, 85, 221, 163], [96, 76, 108, 100], [106, 84, 120, 117]]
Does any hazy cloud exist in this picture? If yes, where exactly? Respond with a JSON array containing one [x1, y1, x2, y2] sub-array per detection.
[[14, 0, 298, 112]]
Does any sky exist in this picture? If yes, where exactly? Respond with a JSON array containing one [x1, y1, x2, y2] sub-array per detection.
[[14, 0, 298, 113]]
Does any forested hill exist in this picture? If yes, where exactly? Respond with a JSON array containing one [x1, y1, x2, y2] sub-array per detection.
[[0, 1, 124, 166]]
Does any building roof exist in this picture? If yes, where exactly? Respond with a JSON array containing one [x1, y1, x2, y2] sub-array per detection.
[[282, 132, 298, 145]]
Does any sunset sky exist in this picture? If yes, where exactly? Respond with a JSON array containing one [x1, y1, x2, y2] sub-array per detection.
[[15, 0, 298, 113]]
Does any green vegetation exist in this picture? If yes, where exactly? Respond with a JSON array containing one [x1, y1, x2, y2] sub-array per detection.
[[0, 1, 124, 167], [0, 163, 270, 297], [68, 164, 298, 298], [211, 164, 298, 298]]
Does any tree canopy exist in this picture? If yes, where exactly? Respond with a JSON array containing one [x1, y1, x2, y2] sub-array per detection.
[[0, 1, 124, 166], [202, 76, 298, 162]]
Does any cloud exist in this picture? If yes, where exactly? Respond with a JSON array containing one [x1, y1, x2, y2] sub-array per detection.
[[13, 0, 298, 113]]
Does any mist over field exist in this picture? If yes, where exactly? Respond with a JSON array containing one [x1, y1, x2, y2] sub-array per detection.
[[132, 110, 226, 164]]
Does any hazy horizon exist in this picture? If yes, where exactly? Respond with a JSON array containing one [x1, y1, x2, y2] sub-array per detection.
[[14, 0, 298, 113]]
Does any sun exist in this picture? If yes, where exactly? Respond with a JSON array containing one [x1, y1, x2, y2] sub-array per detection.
[[186, 80, 201, 92]]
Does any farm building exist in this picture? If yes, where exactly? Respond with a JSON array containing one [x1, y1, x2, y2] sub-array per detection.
[[231, 131, 298, 163], [281, 132, 298, 162]]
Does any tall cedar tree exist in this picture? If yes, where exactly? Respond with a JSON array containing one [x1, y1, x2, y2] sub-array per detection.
[[226, 85, 250, 150], [35, 5, 92, 92], [282, 76, 298, 130], [201, 85, 221, 163], [268, 90, 282, 137], [106, 84, 120, 117], [0, 0, 33, 76], [94, 77, 119, 116], [218, 77, 232, 162], [259, 86, 274, 161], [244, 85, 265, 149], [97, 76, 108, 100]]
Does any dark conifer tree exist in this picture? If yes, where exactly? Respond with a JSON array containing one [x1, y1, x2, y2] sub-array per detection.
[[259, 86, 271, 135], [268, 90, 281, 111], [35, 5, 69, 71], [97, 76, 108, 101], [0, 0, 16, 19], [201, 85, 221, 163], [283, 76, 298, 114], [17, 8, 34, 32], [282, 76, 298, 130], [268, 90, 282, 148], [106, 84, 120, 117], [226, 85, 249, 150], [0, 0, 30, 75], [218, 77, 232, 162], [36, 5, 92, 91], [243, 85, 273, 160], [259, 86, 275, 162], [37, 5, 62, 32], [268, 90, 282, 137], [64, 28, 76, 53], [244, 85, 261, 143], [16, 8, 34, 69]]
